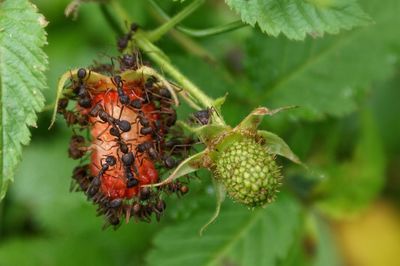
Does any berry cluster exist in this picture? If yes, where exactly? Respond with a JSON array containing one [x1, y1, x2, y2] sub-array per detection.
[[57, 56, 193, 227]]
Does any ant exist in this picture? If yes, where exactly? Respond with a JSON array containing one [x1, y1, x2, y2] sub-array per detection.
[[90, 103, 132, 141], [136, 141, 158, 161], [121, 152, 140, 188], [119, 53, 138, 71], [165, 181, 189, 197], [87, 155, 117, 197], [192, 107, 216, 125], [117, 23, 140, 52], [153, 199, 166, 222], [112, 75, 130, 105], [162, 155, 176, 169], [75, 68, 92, 108]]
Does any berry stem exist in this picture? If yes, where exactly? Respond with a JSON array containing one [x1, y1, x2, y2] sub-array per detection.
[[147, 0, 205, 42]]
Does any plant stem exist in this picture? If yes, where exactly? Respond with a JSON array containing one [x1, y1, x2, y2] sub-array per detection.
[[146, 2, 216, 62], [176, 21, 247, 37], [147, 0, 205, 42], [148, 0, 247, 38]]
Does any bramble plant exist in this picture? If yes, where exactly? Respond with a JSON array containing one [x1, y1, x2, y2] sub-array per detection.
[[1, 0, 399, 265]]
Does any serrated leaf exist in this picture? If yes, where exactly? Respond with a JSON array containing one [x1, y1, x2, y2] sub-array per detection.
[[244, 0, 400, 120], [147, 194, 302, 266], [225, 0, 372, 40], [0, 0, 48, 200]]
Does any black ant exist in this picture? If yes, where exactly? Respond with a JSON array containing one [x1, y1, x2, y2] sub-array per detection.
[[121, 152, 140, 188], [192, 107, 216, 125], [57, 98, 69, 114], [112, 75, 130, 105], [153, 199, 166, 222], [87, 155, 117, 197], [117, 23, 140, 52], [90, 103, 132, 141], [162, 155, 176, 169], [119, 53, 138, 71], [74, 68, 92, 108], [136, 141, 158, 161]]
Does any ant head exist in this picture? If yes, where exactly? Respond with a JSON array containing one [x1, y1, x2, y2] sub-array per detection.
[[109, 126, 120, 137], [112, 75, 123, 86], [77, 68, 87, 80], [58, 98, 69, 110], [127, 177, 139, 188], [105, 155, 117, 166]]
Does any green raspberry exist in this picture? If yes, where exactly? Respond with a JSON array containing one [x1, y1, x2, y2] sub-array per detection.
[[214, 136, 282, 207]]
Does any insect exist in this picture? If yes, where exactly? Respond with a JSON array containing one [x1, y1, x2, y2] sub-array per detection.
[[192, 107, 215, 125]]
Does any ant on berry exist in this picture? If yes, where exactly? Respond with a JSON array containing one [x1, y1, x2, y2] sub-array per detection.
[[191, 107, 218, 125]]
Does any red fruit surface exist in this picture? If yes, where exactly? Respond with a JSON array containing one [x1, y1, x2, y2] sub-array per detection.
[[80, 80, 159, 199]]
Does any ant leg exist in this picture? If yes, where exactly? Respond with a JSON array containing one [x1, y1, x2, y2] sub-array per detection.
[[95, 123, 111, 143]]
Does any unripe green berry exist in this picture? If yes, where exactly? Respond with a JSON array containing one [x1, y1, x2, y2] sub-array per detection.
[[214, 136, 282, 207]]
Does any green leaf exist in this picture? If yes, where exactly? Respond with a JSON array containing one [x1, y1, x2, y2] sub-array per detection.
[[244, 0, 400, 120], [315, 110, 386, 218], [146, 194, 302, 266], [0, 0, 48, 200], [225, 0, 372, 40]]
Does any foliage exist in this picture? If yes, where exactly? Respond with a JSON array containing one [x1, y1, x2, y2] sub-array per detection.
[[225, 0, 372, 40], [0, 0, 48, 200], [146, 195, 302, 266]]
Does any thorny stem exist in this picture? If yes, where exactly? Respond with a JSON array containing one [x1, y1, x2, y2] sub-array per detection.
[[147, 0, 205, 42], [105, 0, 226, 126]]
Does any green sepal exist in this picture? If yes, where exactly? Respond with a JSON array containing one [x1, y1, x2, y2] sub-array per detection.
[[237, 106, 298, 132], [257, 130, 305, 167], [145, 150, 207, 188], [199, 180, 225, 236], [213, 93, 228, 113]]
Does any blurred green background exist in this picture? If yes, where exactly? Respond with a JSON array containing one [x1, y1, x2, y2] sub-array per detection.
[[1, 0, 400, 265]]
